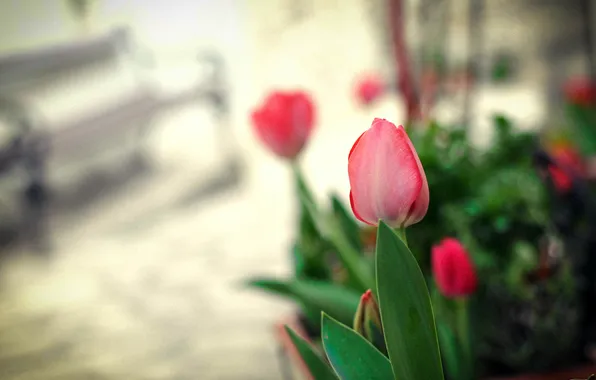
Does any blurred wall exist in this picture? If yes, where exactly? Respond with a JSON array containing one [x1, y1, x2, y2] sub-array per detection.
[[243, 0, 387, 123], [0, 0, 244, 53], [0, 0, 254, 161]]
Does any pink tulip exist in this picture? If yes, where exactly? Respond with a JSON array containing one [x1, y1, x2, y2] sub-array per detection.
[[251, 91, 315, 159], [563, 77, 596, 107], [355, 74, 385, 106], [348, 118, 429, 227], [548, 144, 586, 193], [432, 238, 477, 298]]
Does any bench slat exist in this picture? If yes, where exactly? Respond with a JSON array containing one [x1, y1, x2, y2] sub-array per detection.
[[0, 29, 130, 90], [47, 91, 162, 156]]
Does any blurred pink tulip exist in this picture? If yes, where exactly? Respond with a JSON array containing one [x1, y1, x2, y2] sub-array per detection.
[[548, 144, 586, 193], [355, 74, 385, 106], [432, 238, 477, 298], [251, 91, 315, 159], [348, 118, 429, 227], [563, 77, 596, 107]]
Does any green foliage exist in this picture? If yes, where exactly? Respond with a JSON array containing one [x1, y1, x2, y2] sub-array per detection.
[[295, 175, 373, 292], [566, 103, 596, 156], [292, 165, 331, 282], [408, 115, 547, 276], [291, 222, 445, 380], [248, 163, 374, 341], [66, 0, 92, 18], [476, 261, 580, 375], [249, 114, 583, 379], [490, 55, 513, 83], [330, 194, 363, 253], [247, 278, 360, 328], [437, 320, 462, 380], [285, 326, 337, 380], [353, 290, 387, 356], [407, 115, 582, 377], [321, 314, 393, 380], [375, 222, 444, 380]]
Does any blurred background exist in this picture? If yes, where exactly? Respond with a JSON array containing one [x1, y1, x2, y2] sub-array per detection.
[[0, 0, 594, 379]]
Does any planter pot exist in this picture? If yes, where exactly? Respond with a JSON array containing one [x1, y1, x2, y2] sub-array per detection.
[[486, 365, 596, 380], [276, 314, 596, 380]]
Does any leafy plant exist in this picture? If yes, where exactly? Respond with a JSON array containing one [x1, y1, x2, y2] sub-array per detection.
[[287, 222, 444, 380], [248, 88, 584, 378], [407, 115, 547, 275], [565, 90, 596, 157], [247, 163, 375, 333]]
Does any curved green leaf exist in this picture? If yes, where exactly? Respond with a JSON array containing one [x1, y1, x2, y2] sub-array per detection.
[[297, 189, 373, 292], [285, 326, 337, 380], [330, 194, 362, 252], [247, 278, 360, 327], [322, 314, 393, 380], [437, 321, 461, 380], [375, 221, 444, 380]]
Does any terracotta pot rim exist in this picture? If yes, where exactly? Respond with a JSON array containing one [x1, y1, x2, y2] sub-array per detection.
[[275, 315, 316, 380]]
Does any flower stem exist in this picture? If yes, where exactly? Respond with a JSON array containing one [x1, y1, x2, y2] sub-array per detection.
[[291, 162, 373, 292], [455, 297, 474, 380], [290, 161, 312, 202], [388, 0, 419, 124]]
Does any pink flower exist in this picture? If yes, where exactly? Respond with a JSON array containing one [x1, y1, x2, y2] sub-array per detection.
[[563, 77, 596, 107], [355, 74, 385, 106], [251, 91, 315, 159], [548, 144, 586, 193], [432, 238, 477, 298], [348, 118, 429, 227]]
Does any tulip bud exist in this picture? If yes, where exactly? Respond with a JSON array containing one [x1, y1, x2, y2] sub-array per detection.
[[353, 290, 386, 354], [355, 74, 385, 106], [547, 144, 586, 193], [251, 91, 315, 159], [432, 238, 477, 298], [348, 118, 429, 227]]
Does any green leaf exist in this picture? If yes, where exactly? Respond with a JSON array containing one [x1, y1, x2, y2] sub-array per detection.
[[437, 321, 462, 380], [302, 305, 323, 328], [292, 162, 316, 206], [375, 221, 444, 380], [285, 326, 337, 380], [322, 314, 393, 380], [292, 242, 330, 281], [292, 243, 307, 278], [493, 114, 513, 140], [327, 227, 374, 293], [297, 188, 374, 292], [567, 104, 596, 156], [247, 278, 360, 327], [491, 55, 511, 82], [330, 194, 362, 252]]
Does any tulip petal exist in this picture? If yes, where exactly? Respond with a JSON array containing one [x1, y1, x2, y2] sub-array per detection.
[[348, 119, 422, 227], [432, 243, 456, 297], [350, 191, 372, 225], [348, 132, 366, 160], [403, 134, 429, 226]]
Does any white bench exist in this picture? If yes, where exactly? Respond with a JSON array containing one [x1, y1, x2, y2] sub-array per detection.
[[0, 28, 237, 249]]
